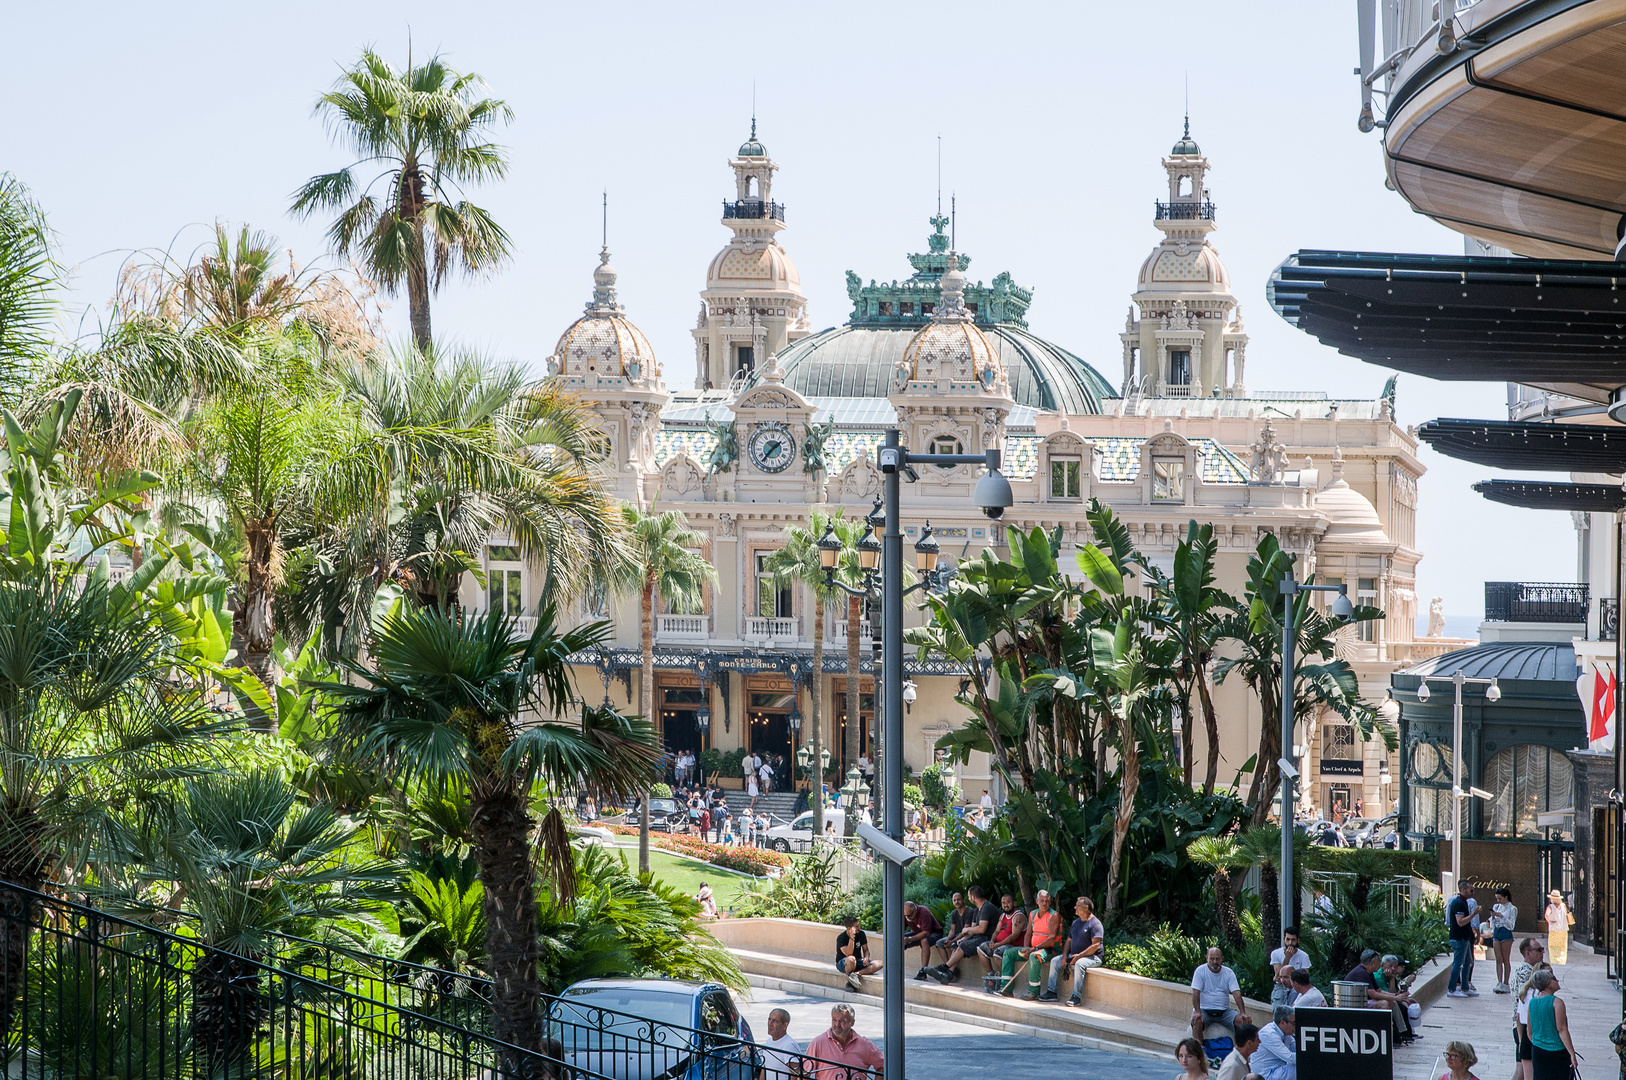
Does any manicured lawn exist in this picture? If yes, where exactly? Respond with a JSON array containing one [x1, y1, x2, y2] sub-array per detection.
[[610, 845, 756, 912]]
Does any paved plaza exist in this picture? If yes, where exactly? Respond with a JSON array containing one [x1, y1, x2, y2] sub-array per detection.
[[736, 986, 1174, 1080]]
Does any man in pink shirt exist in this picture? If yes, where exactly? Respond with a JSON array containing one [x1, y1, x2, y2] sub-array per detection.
[[803, 1004, 884, 1080]]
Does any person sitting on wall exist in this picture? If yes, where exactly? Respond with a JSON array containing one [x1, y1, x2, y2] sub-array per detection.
[[903, 900, 942, 977], [835, 915, 882, 991]]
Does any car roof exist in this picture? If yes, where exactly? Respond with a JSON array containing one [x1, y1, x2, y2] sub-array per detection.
[[565, 978, 716, 993]]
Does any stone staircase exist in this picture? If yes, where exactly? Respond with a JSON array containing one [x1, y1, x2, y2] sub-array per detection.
[[745, 791, 802, 826]]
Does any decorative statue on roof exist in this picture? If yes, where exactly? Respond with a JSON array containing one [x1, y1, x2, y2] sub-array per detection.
[[1249, 419, 1290, 485], [704, 419, 737, 477], [802, 420, 835, 475], [1426, 596, 1446, 639], [845, 270, 863, 303]]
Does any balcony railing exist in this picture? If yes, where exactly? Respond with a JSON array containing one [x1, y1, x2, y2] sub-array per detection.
[[829, 619, 873, 646], [1162, 382, 1193, 398], [722, 199, 785, 221], [1601, 598, 1619, 641], [1154, 200, 1216, 221], [1484, 581, 1588, 624], [657, 614, 709, 640], [745, 616, 798, 642]]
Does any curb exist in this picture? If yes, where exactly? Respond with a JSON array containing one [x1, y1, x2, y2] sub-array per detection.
[[739, 971, 1172, 1062]]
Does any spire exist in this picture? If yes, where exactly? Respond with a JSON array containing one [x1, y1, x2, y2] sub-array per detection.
[[933, 252, 971, 323], [587, 198, 621, 314]]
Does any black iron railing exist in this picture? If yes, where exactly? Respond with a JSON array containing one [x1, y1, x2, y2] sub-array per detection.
[[1154, 200, 1216, 221], [1601, 597, 1619, 641], [722, 199, 785, 222], [1484, 581, 1589, 623]]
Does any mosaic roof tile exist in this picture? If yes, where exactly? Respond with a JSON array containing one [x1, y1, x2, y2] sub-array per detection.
[[654, 428, 719, 468], [1093, 437, 1252, 484]]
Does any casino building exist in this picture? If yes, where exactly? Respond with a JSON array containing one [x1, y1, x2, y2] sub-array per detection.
[[475, 122, 1435, 816]]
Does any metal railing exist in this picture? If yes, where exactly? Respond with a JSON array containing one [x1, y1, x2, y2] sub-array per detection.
[[1154, 200, 1216, 221], [1484, 581, 1588, 623], [721, 200, 785, 222], [1601, 598, 1618, 641]]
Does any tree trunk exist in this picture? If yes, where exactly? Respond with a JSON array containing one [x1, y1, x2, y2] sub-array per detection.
[[241, 516, 279, 726], [1180, 679, 1195, 790], [191, 949, 268, 1074], [0, 873, 42, 1042], [1248, 673, 1283, 827], [1214, 868, 1243, 951], [1105, 727, 1141, 916], [1198, 666, 1220, 797], [471, 774, 546, 1078], [845, 595, 860, 774], [810, 602, 823, 800], [1260, 861, 1281, 952], [402, 166, 433, 353], [640, 576, 655, 874]]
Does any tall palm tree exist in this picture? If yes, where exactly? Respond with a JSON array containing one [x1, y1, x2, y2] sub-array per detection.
[[0, 173, 57, 401], [834, 516, 870, 778], [613, 505, 716, 872], [1187, 836, 1246, 950], [320, 604, 661, 1076], [292, 49, 514, 350], [763, 510, 846, 800]]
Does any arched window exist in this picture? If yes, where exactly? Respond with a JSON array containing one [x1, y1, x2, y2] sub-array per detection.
[[1178, 175, 1193, 197], [1409, 740, 1455, 838], [1484, 745, 1573, 839]]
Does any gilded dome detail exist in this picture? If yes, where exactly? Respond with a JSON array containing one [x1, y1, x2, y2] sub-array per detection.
[[548, 247, 660, 385]]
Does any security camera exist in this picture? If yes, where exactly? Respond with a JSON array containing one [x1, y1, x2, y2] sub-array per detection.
[[1278, 756, 1300, 781], [856, 822, 919, 867], [973, 451, 1013, 520]]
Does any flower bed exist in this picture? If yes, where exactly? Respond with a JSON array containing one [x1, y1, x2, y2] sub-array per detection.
[[604, 827, 789, 875]]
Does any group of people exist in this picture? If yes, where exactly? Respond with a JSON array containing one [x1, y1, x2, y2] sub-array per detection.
[[671, 784, 768, 846], [758, 1004, 886, 1080], [898, 887, 1103, 1005], [1447, 880, 1573, 1000]]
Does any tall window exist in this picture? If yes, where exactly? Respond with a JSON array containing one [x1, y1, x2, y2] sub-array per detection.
[[1050, 458, 1082, 500], [735, 345, 754, 378], [1152, 459, 1185, 501], [1410, 740, 1455, 838], [488, 545, 523, 617], [1357, 577, 1379, 642], [1169, 349, 1191, 387], [1484, 746, 1574, 839], [755, 553, 792, 618]]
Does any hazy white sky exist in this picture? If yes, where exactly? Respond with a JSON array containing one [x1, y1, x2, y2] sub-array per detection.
[[3, 0, 1574, 624]]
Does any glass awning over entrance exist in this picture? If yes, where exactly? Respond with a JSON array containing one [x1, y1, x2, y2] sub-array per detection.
[[1268, 250, 1626, 402], [1416, 418, 1626, 473], [1472, 479, 1626, 513]]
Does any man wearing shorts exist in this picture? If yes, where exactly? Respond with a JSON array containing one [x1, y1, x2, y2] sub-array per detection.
[[903, 900, 942, 976], [926, 886, 996, 983], [835, 916, 881, 991]]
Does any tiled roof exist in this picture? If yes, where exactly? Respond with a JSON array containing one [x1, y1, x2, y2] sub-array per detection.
[[654, 428, 718, 467]]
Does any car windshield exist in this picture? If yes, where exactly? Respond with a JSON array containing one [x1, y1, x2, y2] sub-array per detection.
[[650, 800, 679, 814], [792, 814, 810, 830], [553, 987, 696, 1052]]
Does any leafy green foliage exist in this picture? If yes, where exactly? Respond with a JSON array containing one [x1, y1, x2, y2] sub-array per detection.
[[734, 845, 852, 923], [26, 946, 187, 1080], [919, 763, 958, 809]]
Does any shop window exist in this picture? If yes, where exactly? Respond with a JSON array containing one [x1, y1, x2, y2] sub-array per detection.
[[1484, 746, 1574, 839], [755, 553, 792, 618], [1152, 459, 1185, 501], [1050, 458, 1082, 500], [1409, 741, 1455, 839]]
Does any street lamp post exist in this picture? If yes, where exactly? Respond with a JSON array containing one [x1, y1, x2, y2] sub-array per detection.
[[1412, 670, 1501, 889], [817, 427, 1010, 1080], [1277, 575, 1354, 942]]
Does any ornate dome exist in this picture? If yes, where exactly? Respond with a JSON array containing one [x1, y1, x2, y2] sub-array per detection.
[[706, 242, 802, 292], [893, 260, 1007, 393], [1316, 459, 1389, 544], [548, 249, 660, 384], [1136, 243, 1231, 290], [737, 119, 767, 157], [1171, 116, 1201, 157]]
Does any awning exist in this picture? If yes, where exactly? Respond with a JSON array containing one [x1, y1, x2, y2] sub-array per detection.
[[1268, 250, 1626, 402], [1416, 418, 1626, 473], [1473, 479, 1626, 513]]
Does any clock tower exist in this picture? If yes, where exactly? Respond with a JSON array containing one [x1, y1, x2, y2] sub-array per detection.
[[726, 350, 821, 503]]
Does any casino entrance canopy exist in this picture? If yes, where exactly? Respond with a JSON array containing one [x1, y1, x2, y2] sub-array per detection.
[[1268, 250, 1626, 406], [1416, 417, 1626, 471], [1473, 478, 1626, 511]]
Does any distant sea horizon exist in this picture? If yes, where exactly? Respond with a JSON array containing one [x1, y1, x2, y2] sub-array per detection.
[[1413, 614, 1482, 641]]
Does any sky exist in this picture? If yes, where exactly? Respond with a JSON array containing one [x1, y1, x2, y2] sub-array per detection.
[[2, 0, 1576, 627]]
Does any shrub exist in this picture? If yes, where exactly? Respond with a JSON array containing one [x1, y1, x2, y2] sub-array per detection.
[[1107, 922, 1213, 984], [708, 847, 790, 875], [848, 860, 952, 930], [698, 749, 725, 778], [650, 783, 673, 799], [920, 763, 958, 809], [903, 783, 923, 809]]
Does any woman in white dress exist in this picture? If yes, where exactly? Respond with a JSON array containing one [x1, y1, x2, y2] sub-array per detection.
[[747, 770, 760, 800]]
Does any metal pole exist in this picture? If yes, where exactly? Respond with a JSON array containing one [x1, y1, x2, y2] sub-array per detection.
[[881, 428, 905, 1080], [1280, 579, 1297, 939], [1452, 670, 1465, 888]]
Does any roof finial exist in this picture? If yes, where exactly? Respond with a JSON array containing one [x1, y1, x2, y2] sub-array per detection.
[[751, 79, 757, 139], [951, 193, 956, 251], [937, 134, 942, 217], [601, 190, 608, 251]]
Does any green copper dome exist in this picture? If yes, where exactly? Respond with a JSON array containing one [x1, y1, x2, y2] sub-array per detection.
[[1171, 116, 1200, 156], [738, 119, 767, 157]]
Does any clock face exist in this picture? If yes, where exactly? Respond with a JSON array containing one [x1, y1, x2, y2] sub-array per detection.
[[747, 423, 797, 473]]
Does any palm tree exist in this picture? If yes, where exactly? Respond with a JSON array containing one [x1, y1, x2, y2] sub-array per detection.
[[1236, 824, 1310, 951], [109, 770, 395, 1072], [319, 604, 661, 1075], [177, 223, 307, 334], [1187, 836, 1246, 950], [833, 515, 870, 776], [763, 510, 849, 801], [292, 49, 514, 350], [614, 505, 716, 872], [0, 173, 57, 401]]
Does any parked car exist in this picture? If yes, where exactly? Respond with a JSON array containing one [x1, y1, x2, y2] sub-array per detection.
[[551, 979, 757, 1080], [570, 824, 616, 847], [763, 808, 853, 853], [634, 797, 690, 833], [1354, 812, 1399, 848]]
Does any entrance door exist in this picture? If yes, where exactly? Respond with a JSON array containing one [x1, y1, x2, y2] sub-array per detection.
[[747, 689, 794, 766], [833, 678, 874, 770], [660, 685, 706, 759], [1329, 786, 1352, 821]]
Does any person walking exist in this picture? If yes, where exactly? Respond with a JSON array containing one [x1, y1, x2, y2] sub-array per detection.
[[1526, 970, 1580, 1079], [1447, 880, 1478, 997], [1440, 1041, 1480, 1080], [713, 798, 730, 844], [1490, 888, 1518, 992], [747, 768, 760, 801], [1542, 890, 1572, 965]]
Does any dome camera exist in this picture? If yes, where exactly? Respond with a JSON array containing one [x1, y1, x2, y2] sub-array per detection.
[[973, 453, 1013, 520]]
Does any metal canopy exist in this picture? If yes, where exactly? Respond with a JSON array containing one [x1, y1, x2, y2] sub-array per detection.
[[1416, 418, 1626, 473], [1473, 479, 1626, 513], [1268, 250, 1626, 399]]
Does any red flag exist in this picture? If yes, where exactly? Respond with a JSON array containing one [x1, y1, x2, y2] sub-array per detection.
[[1591, 664, 1616, 743]]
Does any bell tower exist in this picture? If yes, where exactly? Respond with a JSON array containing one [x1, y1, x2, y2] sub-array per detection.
[[692, 122, 811, 391]]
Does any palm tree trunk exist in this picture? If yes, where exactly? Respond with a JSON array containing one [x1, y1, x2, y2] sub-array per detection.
[[1198, 668, 1221, 797], [845, 595, 860, 774], [1248, 675, 1283, 827], [403, 168, 433, 353], [811, 602, 824, 799], [1260, 861, 1281, 950], [1105, 725, 1141, 916], [1214, 868, 1243, 951], [1180, 678, 1195, 790], [640, 577, 655, 874], [191, 949, 268, 1073], [0, 872, 42, 1042], [241, 516, 279, 721], [470, 774, 546, 1078]]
